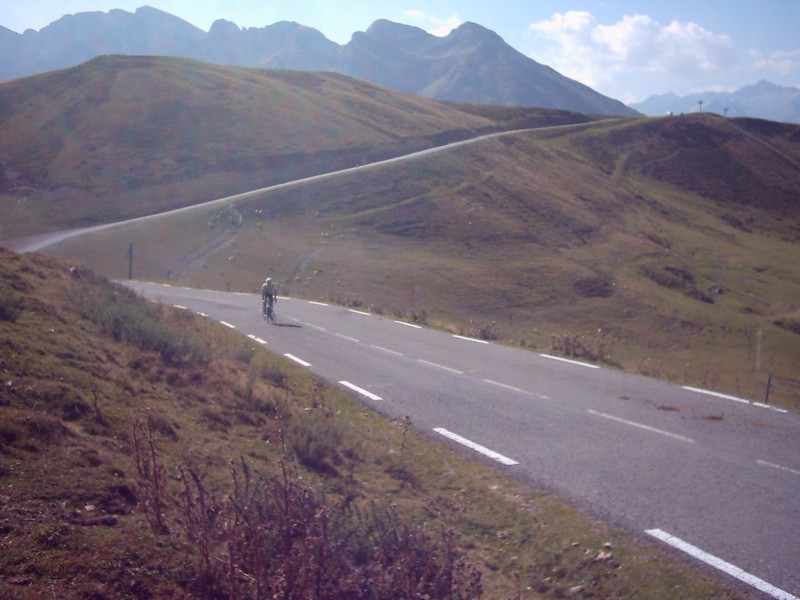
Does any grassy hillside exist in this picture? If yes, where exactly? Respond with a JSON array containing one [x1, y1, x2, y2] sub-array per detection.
[[0, 248, 749, 598], [1, 57, 797, 403], [43, 112, 800, 410], [0, 55, 592, 238]]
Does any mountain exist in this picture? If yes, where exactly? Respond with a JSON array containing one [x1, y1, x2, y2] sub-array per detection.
[[342, 20, 634, 116], [631, 80, 800, 123], [0, 6, 636, 116]]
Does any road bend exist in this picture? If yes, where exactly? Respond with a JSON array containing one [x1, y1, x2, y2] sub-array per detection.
[[124, 282, 800, 599]]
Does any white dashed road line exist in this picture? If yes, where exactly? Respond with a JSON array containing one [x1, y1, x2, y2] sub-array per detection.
[[339, 381, 383, 401], [483, 379, 552, 400], [394, 320, 422, 329], [453, 334, 489, 344], [284, 353, 311, 367], [645, 529, 798, 600], [757, 459, 800, 477], [220, 321, 236, 329], [683, 386, 749, 404], [588, 409, 695, 443], [371, 345, 404, 357], [348, 309, 371, 316], [434, 428, 518, 466], [540, 354, 600, 369], [309, 301, 328, 306], [335, 333, 360, 343], [484, 379, 534, 396], [418, 359, 463, 375], [683, 386, 789, 413], [753, 402, 788, 414]]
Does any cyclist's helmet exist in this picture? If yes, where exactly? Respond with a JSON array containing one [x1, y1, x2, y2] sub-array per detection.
[[266, 277, 272, 283]]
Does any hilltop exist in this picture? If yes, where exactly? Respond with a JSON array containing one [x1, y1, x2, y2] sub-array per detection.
[[0, 54, 594, 237]]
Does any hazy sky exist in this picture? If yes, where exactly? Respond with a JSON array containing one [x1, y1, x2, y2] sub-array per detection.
[[2, 1, 798, 103]]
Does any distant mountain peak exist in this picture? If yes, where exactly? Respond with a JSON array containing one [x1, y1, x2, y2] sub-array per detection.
[[364, 19, 431, 45], [631, 80, 800, 123], [451, 21, 496, 36], [0, 9, 636, 116], [209, 19, 239, 34]]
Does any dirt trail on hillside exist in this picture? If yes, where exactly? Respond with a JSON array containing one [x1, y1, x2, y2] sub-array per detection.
[[172, 205, 243, 280]]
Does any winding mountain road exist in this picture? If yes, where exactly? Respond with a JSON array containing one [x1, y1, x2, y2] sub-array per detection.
[[5, 121, 799, 597], [3, 122, 594, 254], [125, 283, 800, 599]]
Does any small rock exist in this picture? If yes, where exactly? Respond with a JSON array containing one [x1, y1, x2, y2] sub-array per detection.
[[596, 550, 614, 561]]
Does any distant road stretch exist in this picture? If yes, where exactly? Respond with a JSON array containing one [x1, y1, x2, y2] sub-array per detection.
[[125, 282, 800, 599], [3, 121, 598, 254]]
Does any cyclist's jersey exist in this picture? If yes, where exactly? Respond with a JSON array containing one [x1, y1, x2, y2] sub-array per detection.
[[262, 282, 276, 299]]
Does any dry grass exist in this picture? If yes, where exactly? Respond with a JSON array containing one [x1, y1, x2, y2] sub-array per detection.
[[0, 247, 754, 598], [1, 54, 793, 598], [0, 55, 581, 239], [45, 113, 800, 409]]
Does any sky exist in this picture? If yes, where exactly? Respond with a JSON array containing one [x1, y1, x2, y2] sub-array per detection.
[[1, 1, 799, 104]]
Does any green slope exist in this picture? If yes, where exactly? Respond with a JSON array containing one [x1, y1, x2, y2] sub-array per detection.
[[0, 248, 750, 598], [0, 55, 591, 237], [2, 57, 798, 409]]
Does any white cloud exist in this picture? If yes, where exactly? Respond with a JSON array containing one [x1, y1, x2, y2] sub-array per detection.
[[528, 11, 737, 90], [403, 9, 462, 37], [750, 48, 800, 75], [688, 84, 736, 95], [403, 9, 426, 21]]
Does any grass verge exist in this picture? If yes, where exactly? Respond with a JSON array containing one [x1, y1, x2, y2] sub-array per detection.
[[0, 247, 756, 598]]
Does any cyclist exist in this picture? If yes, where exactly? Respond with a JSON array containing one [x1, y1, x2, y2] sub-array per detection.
[[261, 277, 276, 317]]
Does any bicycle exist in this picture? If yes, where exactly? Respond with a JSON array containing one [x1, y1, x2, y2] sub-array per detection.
[[263, 296, 276, 324]]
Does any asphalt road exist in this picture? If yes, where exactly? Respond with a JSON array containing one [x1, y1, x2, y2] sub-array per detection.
[[125, 282, 800, 599], [3, 124, 590, 254]]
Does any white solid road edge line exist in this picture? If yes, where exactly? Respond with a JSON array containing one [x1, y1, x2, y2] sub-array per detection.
[[339, 381, 382, 401], [645, 529, 798, 600], [433, 428, 518, 466], [394, 320, 422, 329], [539, 354, 600, 368], [220, 321, 236, 329], [348, 308, 371, 316]]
